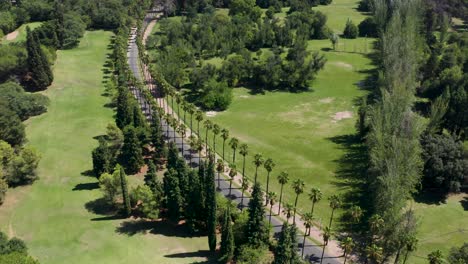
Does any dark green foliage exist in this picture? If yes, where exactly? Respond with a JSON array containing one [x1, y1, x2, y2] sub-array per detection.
[[118, 165, 131, 216], [0, 253, 39, 264], [116, 86, 134, 129], [219, 206, 235, 263], [119, 126, 143, 175], [245, 183, 268, 247], [150, 113, 166, 162], [358, 0, 373, 12], [0, 45, 28, 81], [25, 27, 53, 91], [185, 170, 202, 232], [167, 142, 179, 170], [205, 159, 217, 251], [0, 82, 48, 121], [61, 12, 86, 49], [421, 133, 468, 193], [274, 223, 301, 264], [5, 146, 40, 186], [92, 138, 111, 177], [343, 19, 358, 39], [448, 243, 468, 264], [0, 104, 25, 147], [0, 231, 28, 255], [199, 79, 233, 111], [236, 244, 272, 264], [143, 160, 158, 190], [445, 83, 468, 139], [358, 17, 378, 37], [164, 168, 182, 222]]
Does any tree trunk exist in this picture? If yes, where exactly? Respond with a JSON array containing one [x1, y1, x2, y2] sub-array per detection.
[[293, 195, 299, 224], [229, 179, 232, 196], [278, 185, 283, 215], [222, 140, 225, 160], [302, 229, 307, 257], [265, 171, 270, 205], [311, 201, 316, 215], [254, 166, 258, 183], [402, 251, 410, 264], [328, 209, 335, 228], [217, 172, 220, 190], [320, 244, 326, 264], [343, 250, 348, 264]]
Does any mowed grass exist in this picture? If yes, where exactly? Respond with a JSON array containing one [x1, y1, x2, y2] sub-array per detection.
[[1, 22, 43, 44], [409, 195, 468, 263], [0, 31, 209, 264]]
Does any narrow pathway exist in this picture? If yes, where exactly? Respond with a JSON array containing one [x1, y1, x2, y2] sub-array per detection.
[[126, 10, 344, 264]]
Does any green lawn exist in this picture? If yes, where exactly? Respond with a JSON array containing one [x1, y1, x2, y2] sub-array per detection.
[[0, 31, 209, 264], [1, 22, 42, 44]]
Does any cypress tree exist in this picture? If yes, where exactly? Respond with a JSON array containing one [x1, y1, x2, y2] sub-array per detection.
[[118, 165, 131, 216], [116, 86, 133, 129], [167, 142, 179, 170], [197, 161, 207, 223], [144, 160, 157, 189], [151, 113, 166, 162], [119, 126, 144, 174], [53, 0, 65, 48], [175, 157, 189, 201], [164, 169, 182, 222], [92, 138, 111, 177], [26, 27, 52, 91], [246, 182, 268, 247], [206, 159, 217, 252], [274, 223, 301, 264], [220, 206, 235, 263], [186, 170, 201, 233]]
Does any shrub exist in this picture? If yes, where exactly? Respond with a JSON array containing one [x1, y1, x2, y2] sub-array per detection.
[[358, 17, 378, 38], [343, 19, 358, 39]]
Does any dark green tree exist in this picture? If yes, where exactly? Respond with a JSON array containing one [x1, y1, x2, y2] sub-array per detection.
[[92, 138, 111, 177], [25, 27, 53, 91], [245, 182, 268, 247], [206, 159, 217, 251], [118, 165, 131, 216], [119, 126, 144, 175], [343, 19, 358, 39], [164, 168, 182, 222], [219, 206, 235, 262], [116, 86, 134, 129], [274, 222, 301, 264]]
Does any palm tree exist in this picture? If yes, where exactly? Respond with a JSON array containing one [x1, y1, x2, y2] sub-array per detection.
[[350, 205, 363, 224], [178, 123, 187, 154], [240, 177, 249, 210], [228, 164, 237, 196], [203, 119, 213, 151], [402, 235, 418, 264], [164, 113, 171, 138], [283, 202, 294, 223], [301, 212, 314, 257], [196, 139, 204, 166], [328, 194, 341, 228], [341, 237, 355, 264], [263, 158, 275, 205], [182, 101, 188, 124], [195, 110, 203, 137], [171, 117, 177, 140], [277, 171, 289, 215], [253, 153, 264, 183], [216, 159, 224, 190], [308, 187, 322, 217], [267, 191, 277, 225], [212, 124, 220, 154], [175, 93, 181, 120], [187, 104, 195, 137], [229, 137, 239, 163], [188, 135, 197, 165], [427, 250, 444, 264], [169, 89, 175, 116], [369, 214, 384, 242], [292, 179, 305, 224], [365, 244, 383, 264], [221, 128, 229, 160], [239, 144, 249, 180], [320, 226, 332, 264]]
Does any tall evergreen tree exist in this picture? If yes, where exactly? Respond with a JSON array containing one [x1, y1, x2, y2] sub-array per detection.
[[116, 86, 133, 129], [119, 126, 144, 174], [274, 222, 301, 264], [92, 138, 111, 177], [118, 165, 131, 216], [219, 206, 235, 262], [186, 170, 202, 233], [246, 182, 268, 247], [144, 160, 157, 190], [26, 27, 52, 91], [151, 112, 166, 163], [205, 159, 217, 251], [167, 142, 179, 170], [164, 168, 182, 222]]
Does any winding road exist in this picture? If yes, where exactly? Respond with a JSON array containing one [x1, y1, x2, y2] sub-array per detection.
[[126, 9, 342, 264]]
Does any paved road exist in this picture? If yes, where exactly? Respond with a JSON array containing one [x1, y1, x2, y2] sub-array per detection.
[[126, 17, 342, 264]]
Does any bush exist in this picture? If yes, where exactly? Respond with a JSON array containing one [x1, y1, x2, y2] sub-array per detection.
[[449, 243, 468, 264], [358, 17, 378, 38], [237, 245, 272, 264], [358, 0, 373, 12], [320, 0, 333, 5], [0, 253, 39, 264], [199, 79, 233, 111], [343, 19, 358, 39], [0, 82, 49, 121]]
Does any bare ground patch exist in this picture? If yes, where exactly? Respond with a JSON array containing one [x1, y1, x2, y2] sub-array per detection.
[[332, 111, 353, 122], [5, 30, 19, 41]]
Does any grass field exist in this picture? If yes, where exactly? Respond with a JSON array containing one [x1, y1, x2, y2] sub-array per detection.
[[0, 31, 210, 264], [1, 22, 43, 44]]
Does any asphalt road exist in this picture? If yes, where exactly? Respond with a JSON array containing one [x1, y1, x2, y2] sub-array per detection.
[[126, 20, 341, 264]]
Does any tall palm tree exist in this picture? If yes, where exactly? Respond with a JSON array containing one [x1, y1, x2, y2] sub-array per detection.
[[175, 93, 181, 120], [188, 135, 197, 165], [350, 205, 363, 225], [178, 123, 187, 154], [239, 144, 249, 180], [369, 214, 384, 242], [267, 191, 277, 225], [182, 101, 188, 124], [228, 163, 237, 196], [187, 104, 195, 137], [229, 137, 239, 163], [164, 113, 171, 138], [365, 244, 383, 264], [203, 119, 213, 151], [195, 110, 203, 137], [240, 177, 249, 210], [221, 128, 229, 160], [277, 171, 289, 215], [253, 153, 264, 183], [301, 212, 314, 257], [292, 179, 305, 224], [212, 124, 220, 154], [402, 235, 418, 264], [171, 117, 177, 140], [328, 194, 341, 228], [308, 187, 322, 217], [320, 226, 332, 264], [216, 159, 224, 190], [263, 158, 275, 205], [341, 237, 355, 264], [283, 202, 294, 223], [196, 138, 204, 166]]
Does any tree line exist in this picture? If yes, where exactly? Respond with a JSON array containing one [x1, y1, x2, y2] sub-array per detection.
[[0, 231, 38, 264]]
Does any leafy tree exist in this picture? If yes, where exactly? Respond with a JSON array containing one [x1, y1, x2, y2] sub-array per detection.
[[365, 244, 383, 264], [99, 171, 120, 204], [6, 147, 40, 185], [92, 138, 111, 177], [199, 79, 233, 111], [150, 113, 167, 162], [0, 253, 39, 264], [130, 185, 160, 219], [119, 126, 144, 175], [5, 237, 27, 255], [267, 191, 277, 225], [25, 27, 53, 91], [277, 171, 289, 215], [428, 250, 444, 264], [0, 82, 49, 121], [448, 243, 468, 264], [274, 222, 301, 264], [330, 33, 339, 50], [358, 17, 378, 37], [219, 206, 235, 262], [116, 86, 134, 129], [186, 170, 203, 232], [343, 19, 358, 39], [245, 182, 268, 247], [0, 105, 25, 147]]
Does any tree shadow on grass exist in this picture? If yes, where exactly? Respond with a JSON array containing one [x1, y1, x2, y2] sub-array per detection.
[[164, 250, 218, 263], [73, 182, 99, 191], [81, 169, 95, 178], [85, 197, 117, 216], [460, 197, 468, 211], [116, 218, 205, 238]]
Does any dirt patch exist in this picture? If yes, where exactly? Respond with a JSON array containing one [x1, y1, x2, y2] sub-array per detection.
[[334, 62, 353, 69], [319, 97, 334, 104], [239, 95, 250, 99], [332, 111, 353, 122], [5, 30, 18, 41], [206, 111, 218, 117]]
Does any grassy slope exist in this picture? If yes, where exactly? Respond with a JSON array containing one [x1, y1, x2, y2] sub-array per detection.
[[1, 22, 43, 44], [0, 31, 209, 264]]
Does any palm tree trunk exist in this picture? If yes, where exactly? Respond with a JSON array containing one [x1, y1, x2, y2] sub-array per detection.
[[269, 204, 273, 225], [217, 171, 220, 190], [183, 110, 186, 124], [213, 135, 216, 154], [402, 251, 410, 264], [265, 171, 270, 206], [190, 115, 193, 137], [320, 244, 326, 264], [344, 250, 348, 264], [242, 155, 246, 179], [222, 140, 225, 160], [394, 248, 402, 264], [205, 131, 208, 150], [233, 149, 236, 163], [197, 121, 200, 138], [198, 150, 201, 167], [302, 229, 307, 257], [240, 190, 244, 211], [329, 209, 335, 228], [311, 201, 316, 215], [229, 179, 232, 196], [177, 104, 180, 120], [293, 195, 299, 224], [278, 185, 283, 215]]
